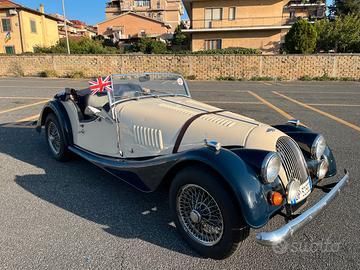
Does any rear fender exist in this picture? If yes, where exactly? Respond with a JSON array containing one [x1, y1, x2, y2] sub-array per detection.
[[36, 100, 73, 146]]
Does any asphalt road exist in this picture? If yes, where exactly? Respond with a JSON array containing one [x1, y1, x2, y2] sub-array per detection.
[[0, 77, 359, 269]]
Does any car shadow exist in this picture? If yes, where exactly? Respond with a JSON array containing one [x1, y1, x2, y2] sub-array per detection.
[[0, 123, 198, 258]]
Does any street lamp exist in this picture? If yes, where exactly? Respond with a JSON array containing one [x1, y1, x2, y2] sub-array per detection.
[[61, 0, 70, 54]]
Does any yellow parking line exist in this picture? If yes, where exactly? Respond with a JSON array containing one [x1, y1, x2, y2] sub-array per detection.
[[248, 91, 294, 120], [0, 96, 49, 100], [0, 100, 48, 115], [15, 114, 40, 122], [273, 91, 360, 132]]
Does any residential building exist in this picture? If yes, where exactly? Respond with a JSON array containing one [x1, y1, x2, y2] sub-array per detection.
[[0, 1, 59, 54], [97, 11, 171, 42], [105, 0, 183, 31], [50, 14, 97, 39], [182, 0, 326, 53]]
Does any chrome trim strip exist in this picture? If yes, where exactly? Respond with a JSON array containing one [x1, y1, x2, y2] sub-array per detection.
[[287, 119, 301, 126], [256, 170, 350, 246]]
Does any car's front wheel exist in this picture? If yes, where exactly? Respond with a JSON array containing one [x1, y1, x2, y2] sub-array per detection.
[[45, 113, 69, 161], [169, 166, 249, 259]]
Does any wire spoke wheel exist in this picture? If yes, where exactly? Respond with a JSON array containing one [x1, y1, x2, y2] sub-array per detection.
[[47, 121, 61, 155], [177, 184, 224, 246]]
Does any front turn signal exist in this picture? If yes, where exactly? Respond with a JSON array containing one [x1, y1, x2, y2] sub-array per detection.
[[270, 191, 283, 206]]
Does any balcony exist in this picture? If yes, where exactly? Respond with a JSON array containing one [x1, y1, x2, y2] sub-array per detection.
[[106, 1, 120, 8], [183, 16, 297, 32], [286, 0, 326, 7], [105, 6, 121, 13]]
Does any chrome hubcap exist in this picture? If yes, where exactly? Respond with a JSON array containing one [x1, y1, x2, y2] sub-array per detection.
[[177, 184, 224, 246], [190, 210, 201, 224], [47, 121, 61, 154]]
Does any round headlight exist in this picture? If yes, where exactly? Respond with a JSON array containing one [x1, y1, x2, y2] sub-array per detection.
[[311, 135, 326, 160], [261, 152, 281, 183]]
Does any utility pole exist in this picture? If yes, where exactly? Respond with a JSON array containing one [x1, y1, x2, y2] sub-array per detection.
[[61, 0, 70, 54]]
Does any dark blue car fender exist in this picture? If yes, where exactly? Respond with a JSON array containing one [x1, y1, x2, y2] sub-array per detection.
[[36, 99, 73, 146], [170, 147, 277, 229]]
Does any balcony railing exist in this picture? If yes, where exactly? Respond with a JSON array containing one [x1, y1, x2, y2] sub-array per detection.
[[287, 0, 325, 6], [190, 16, 296, 30], [188, 15, 326, 30], [106, 1, 120, 8]]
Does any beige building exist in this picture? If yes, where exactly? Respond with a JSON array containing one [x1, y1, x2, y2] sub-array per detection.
[[0, 1, 59, 54], [97, 11, 171, 40], [182, 0, 326, 53], [50, 14, 97, 39], [105, 0, 183, 31]]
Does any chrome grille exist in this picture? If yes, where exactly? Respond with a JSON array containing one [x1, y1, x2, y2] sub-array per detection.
[[276, 136, 308, 183]]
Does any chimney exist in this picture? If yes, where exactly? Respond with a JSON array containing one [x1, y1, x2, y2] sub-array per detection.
[[39, 4, 44, 13]]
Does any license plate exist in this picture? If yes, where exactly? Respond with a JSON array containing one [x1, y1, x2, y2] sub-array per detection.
[[291, 179, 312, 205]]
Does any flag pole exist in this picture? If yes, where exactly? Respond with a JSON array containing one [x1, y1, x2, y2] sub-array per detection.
[[61, 0, 71, 54]]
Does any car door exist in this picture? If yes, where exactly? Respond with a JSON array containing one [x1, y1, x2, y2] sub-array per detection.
[[76, 116, 120, 157], [75, 93, 120, 157]]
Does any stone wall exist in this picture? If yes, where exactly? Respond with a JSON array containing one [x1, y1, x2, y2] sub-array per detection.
[[0, 54, 359, 80]]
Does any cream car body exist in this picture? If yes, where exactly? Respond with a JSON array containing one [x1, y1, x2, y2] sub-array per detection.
[[37, 73, 348, 259]]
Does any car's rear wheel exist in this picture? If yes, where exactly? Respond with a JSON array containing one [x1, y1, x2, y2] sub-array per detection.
[[45, 113, 69, 161], [169, 166, 249, 259]]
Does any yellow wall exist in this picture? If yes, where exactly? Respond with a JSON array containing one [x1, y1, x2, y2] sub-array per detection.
[[191, 0, 289, 29], [19, 10, 59, 52], [191, 29, 286, 53], [0, 9, 58, 54], [0, 10, 22, 54], [186, 0, 324, 53]]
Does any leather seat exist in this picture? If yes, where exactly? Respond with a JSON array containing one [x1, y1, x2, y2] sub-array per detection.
[[84, 94, 109, 116]]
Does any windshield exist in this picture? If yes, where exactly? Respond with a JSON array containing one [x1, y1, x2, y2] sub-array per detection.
[[109, 73, 190, 105]]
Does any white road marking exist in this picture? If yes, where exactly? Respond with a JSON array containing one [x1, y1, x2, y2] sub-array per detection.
[[308, 103, 360, 107], [201, 101, 262, 104]]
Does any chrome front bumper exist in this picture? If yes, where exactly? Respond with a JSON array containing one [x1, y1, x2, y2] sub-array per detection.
[[256, 170, 350, 246]]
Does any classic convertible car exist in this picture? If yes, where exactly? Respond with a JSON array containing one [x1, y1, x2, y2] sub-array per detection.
[[36, 73, 349, 259]]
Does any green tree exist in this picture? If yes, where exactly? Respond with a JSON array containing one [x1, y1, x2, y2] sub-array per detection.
[[34, 37, 117, 54], [284, 19, 317, 54], [315, 19, 336, 52], [333, 14, 360, 52], [330, 0, 360, 16], [130, 37, 168, 54], [172, 25, 188, 45], [315, 14, 360, 52]]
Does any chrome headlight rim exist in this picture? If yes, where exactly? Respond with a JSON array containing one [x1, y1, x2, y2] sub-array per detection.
[[317, 157, 329, 180], [287, 179, 301, 202], [261, 152, 281, 184], [311, 135, 326, 160]]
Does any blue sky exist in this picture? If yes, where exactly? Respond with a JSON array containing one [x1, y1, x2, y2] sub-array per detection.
[[15, 0, 332, 25]]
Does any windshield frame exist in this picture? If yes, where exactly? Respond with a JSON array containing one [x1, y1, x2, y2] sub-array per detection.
[[108, 72, 191, 108]]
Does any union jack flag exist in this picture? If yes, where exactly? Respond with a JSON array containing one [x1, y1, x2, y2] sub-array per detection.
[[89, 76, 112, 95], [5, 32, 11, 43]]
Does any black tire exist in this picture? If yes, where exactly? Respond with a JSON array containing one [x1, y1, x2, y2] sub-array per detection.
[[45, 113, 69, 161], [169, 165, 250, 259]]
